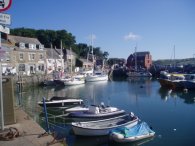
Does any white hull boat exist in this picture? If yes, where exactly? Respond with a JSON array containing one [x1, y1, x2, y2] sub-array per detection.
[[68, 105, 125, 120], [85, 74, 108, 82], [110, 122, 155, 143], [65, 105, 89, 112], [64, 77, 85, 86], [71, 113, 139, 136]]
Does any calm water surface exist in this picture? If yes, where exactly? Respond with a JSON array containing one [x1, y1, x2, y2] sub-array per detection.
[[16, 78, 195, 146]]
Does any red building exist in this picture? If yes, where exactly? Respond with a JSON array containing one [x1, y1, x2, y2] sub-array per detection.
[[126, 51, 152, 70]]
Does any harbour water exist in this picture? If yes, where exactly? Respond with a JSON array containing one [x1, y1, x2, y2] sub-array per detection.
[[15, 77, 195, 146]]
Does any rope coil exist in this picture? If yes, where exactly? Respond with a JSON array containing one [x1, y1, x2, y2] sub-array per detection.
[[0, 127, 20, 141]]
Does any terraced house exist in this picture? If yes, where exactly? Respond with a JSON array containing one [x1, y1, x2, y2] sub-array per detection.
[[1, 35, 46, 76]]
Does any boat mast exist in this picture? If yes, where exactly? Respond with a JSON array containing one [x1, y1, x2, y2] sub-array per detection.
[[91, 34, 94, 68], [135, 45, 137, 71], [70, 47, 72, 75], [173, 45, 175, 68], [60, 40, 64, 72]]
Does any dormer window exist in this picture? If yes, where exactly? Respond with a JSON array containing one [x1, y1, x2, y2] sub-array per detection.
[[19, 42, 25, 49], [29, 44, 36, 50], [39, 44, 44, 50]]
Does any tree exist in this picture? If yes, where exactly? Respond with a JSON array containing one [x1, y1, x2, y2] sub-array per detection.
[[10, 28, 109, 60]]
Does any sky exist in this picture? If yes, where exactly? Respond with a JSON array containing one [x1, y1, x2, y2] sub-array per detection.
[[5, 0, 195, 60]]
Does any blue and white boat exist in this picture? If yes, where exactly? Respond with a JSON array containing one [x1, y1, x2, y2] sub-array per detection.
[[110, 121, 155, 143]]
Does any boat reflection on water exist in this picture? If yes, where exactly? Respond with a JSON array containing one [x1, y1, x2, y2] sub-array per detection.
[[158, 87, 173, 101], [158, 87, 195, 104], [72, 136, 154, 146], [127, 77, 152, 98], [127, 77, 152, 84], [176, 90, 195, 104], [109, 137, 154, 146], [73, 136, 109, 146]]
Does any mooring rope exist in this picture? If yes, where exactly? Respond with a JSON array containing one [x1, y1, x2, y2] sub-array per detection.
[[0, 127, 20, 141]]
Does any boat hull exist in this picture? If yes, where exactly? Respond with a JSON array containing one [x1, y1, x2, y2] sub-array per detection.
[[38, 98, 83, 108], [69, 110, 125, 119], [110, 122, 155, 143], [110, 132, 155, 142], [181, 81, 195, 90], [64, 80, 85, 86], [85, 75, 108, 82], [71, 114, 139, 136]]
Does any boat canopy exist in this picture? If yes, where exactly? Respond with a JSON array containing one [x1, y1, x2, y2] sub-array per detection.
[[111, 122, 154, 138]]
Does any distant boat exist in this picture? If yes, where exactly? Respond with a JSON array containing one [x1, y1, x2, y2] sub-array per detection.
[[127, 46, 152, 78], [180, 74, 195, 90], [110, 121, 155, 143], [37, 96, 83, 108], [71, 113, 139, 136], [85, 72, 108, 82], [64, 77, 85, 86], [157, 71, 185, 90]]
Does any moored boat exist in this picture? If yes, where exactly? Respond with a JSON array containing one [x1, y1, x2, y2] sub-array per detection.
[[37, 96, 83, 108], [110, 121, 155, 143], [71, 113, 139, 136], [157, 71, 185, 90], [67, 104, 126, 121], [64, 77, 85, 86], [180, 74, 195, 90], [85, 72, 108, 82]]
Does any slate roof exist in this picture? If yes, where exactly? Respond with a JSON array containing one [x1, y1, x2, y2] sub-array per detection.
[[65, 48, 77, 56], [8, 35, 41, 45], [46, 48, 61, 59]]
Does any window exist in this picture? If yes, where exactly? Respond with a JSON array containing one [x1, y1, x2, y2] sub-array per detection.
[[19, 42, 25, 49], [39, 53, 44, 60], [38, 64, 44, 71], [29, 53, 36, 60], [4, 52, 10, 61], [39, 44, 44, 50], [19, 64, 25, 71], [19, 53, 24, 60], [29, 44, 36, 50]]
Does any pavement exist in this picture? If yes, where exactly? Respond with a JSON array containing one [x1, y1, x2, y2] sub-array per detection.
[[0, 107, 67, 146]]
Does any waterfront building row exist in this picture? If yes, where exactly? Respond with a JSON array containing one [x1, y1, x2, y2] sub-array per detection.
[[1, 35, 94, 76]]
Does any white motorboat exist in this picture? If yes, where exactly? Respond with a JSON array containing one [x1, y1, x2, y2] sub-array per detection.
[[110, 121, 155, 143], [67, 104, 125, 120], [64, 77, 85, 86], [37, 96, 83, 108], [71, 113, 139, 136], [65, 105, 89, 112], [85, 72, 108, 82]]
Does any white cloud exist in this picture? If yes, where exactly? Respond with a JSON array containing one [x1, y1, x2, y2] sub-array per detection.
[[124, 32, 141, 41]]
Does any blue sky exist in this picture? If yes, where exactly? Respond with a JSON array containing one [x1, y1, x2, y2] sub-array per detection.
[[6, 0, 195, 60]]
